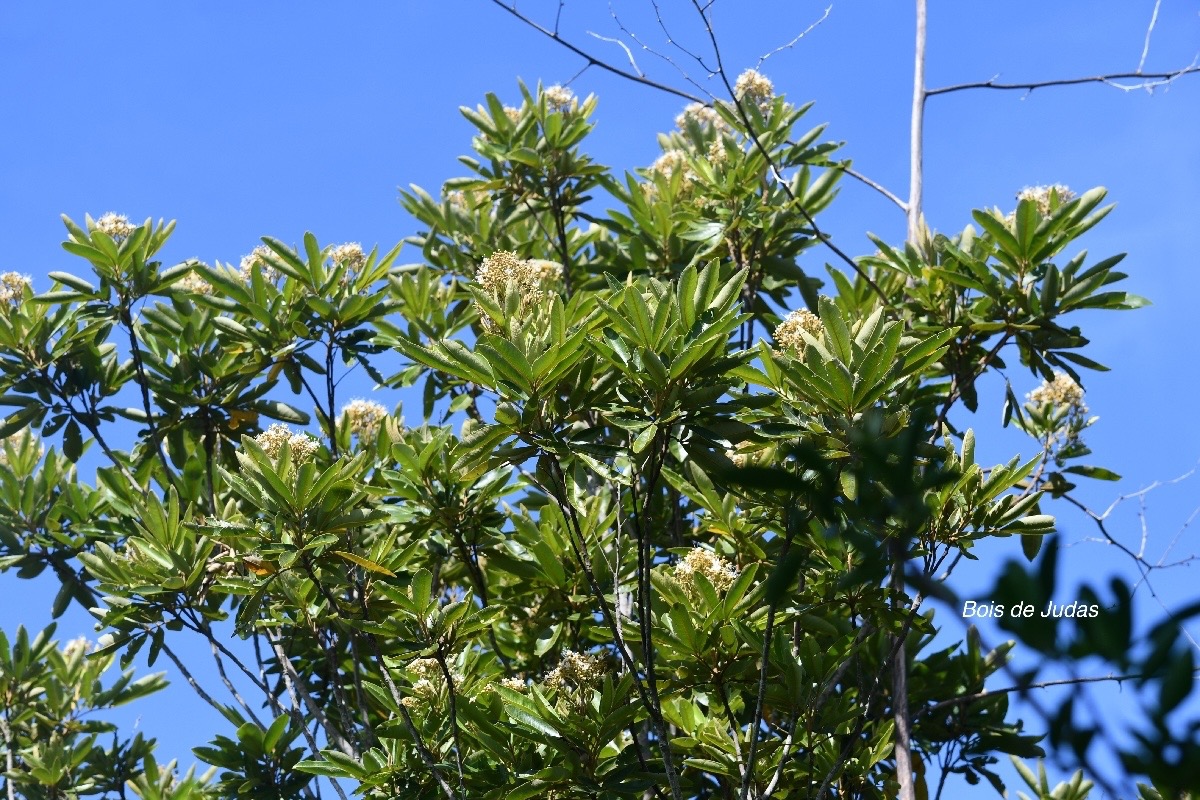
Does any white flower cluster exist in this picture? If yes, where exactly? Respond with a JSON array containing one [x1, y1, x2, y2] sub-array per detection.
[[773, 309, 824, 354], [675, 102, 730, 133], [503, 105, 523, 124], [252, 423, 319, 463], [1016, 184, 1076, 215], [1027, 371, 1087, 414], [400, 657, 463, 708], [329, 242, 366, 271], [544, 650, 606, 693], [481, 675, 528, 696], [474, 251, 562, 332], [674, 547, 739, 594], [543, 84, 576, 111], [178, 268, 212, 295], [94, 212, 137, 241], [0, 431, 43, 467], [239, 245, 281, 285], [734, 69, 775, 109], [0, 272, 31, 306], [341, 398, 388, 444], [650, 149, 693, 181], [61, 637, 92, 660], [707, 138, 729, 165]]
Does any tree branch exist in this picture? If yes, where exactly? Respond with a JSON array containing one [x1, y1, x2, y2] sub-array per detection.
[[488, 1, 705, 104], [928, 63, 1200, 97]]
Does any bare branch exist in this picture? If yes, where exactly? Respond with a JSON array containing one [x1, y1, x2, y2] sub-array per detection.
[[1137, 0, 1163, 73], [587, 30, 644, 77], [607, 3, 710, 97], [755, 5, 833, 69], [915, 668, 1199, 720], [928, 62, 1200, 96], [835, 164, 908, 212], [488, 1, 705, 103]]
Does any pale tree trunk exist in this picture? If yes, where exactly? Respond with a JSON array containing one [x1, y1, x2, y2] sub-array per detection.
[[893, 3, 926, 798], [907, 0, 928, 243]]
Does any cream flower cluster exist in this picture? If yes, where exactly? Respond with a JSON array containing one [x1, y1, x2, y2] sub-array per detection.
[[674, 547, 738, 594], [543, 84, 576, 111], [0, 431, 43, 467], [650, 149, 693, 181], [342, 399, 388, 443], [475, 251, 562, 332], [400, 657, 464, 708], [329, 242, 366, 271], [252, 423, 319, 463], [734, 69, 775, 109], [239, 245, 281, 285], [1016, 184, 1076, 215], [544, 650, 606, 693], [178, 269, 212, 295], [773, 309, 824, 353], [0, 272, 31, 305], [94, 212, 137, 241], [675, 102, 730, 132], [1027, 371, 1087, 413], [707, 138, 728, 165]]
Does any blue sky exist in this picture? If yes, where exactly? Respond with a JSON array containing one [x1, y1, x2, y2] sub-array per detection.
[[2, 2, 1198, 795]]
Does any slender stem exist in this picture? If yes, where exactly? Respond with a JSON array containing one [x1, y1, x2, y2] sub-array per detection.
[[121, 306, 178, 487], [543, 455, 681, 799], [435, 654, 468, 796], [268, 633, 350, 800], [928, 65, 1200, 96], [207, 637, 264, 728], [2, 713, 19, 800], [268, 631, 357, 759], [716, 682, 746, 781], [159, 640, 224, 715], [890, 539, 916, 800], [739, 511, 797, 800], [325, 336, 338, 458], [364, 633, 457, 800]]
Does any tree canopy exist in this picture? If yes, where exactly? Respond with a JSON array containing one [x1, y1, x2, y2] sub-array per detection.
[[0, 70, 1196, 800]]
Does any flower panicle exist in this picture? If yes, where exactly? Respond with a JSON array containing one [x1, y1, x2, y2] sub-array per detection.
[[252, 423, 319, 463]]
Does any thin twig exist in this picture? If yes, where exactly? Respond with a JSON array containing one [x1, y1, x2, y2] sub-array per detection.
[[268, 631, 357, 759], [488, 1, 706, 103], [364, 633, 457, 799], [159, 640, 224, 715], [1137, 0, 1163, 73], [927, 63, 1200, 96], [268, 633, 351, 800], [587, 30, 644, 77], [835, 164, 907, 211], [207, 637, 265, 728], [755, 5, 833, 69]]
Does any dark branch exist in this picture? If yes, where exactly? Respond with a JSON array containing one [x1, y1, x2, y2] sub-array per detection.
[[488, 1, 705, 104], [928, 64, 1200, 97]]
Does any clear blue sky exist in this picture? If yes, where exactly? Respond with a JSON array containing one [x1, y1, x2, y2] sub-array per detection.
[[2, 2, 1198, 796]]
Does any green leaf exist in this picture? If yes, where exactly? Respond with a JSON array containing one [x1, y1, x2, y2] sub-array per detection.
[[63, 418, 83, 461], [249, 400, 311, 424], [0, 406, 40, 439], [1021, 533, 1044, 562], [333, 550, 396, 576], [1062, 465, 1121, 482]]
